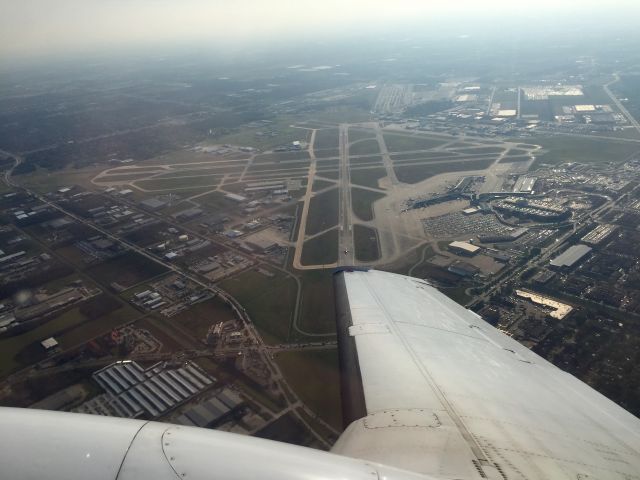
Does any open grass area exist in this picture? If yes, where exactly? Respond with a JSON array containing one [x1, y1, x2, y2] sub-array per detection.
[[135, 175, 222, 191], [390, 151, 458, 161], [312, 179, 336, 192], [247, 161, 309, 173], [351, 187, 384, 221], [395, 158, 494, 184], [350, 167, 387, 189], [317, 171, 339, 180], [195, 190, 242, 212], [499, 155, 530, 164], [316, 158, 340, 168], [151, 166, 244, 177], [313, 128, 339, 150], [254, 412, 316, 445], [296, 270, 336, 337], [354, 225, 380, 263], [275, 348, 342, 430], [220, 268, 297, 344], [86, 251, 168, 290], [306, 188, 339, 235], [301, 229, 338, 266], [532, 136, 640, 165], [314, 148, 340, 159], [383, 133, 446, 152], [254, 151, 310, 163], [450, 146, 504, 155], [97, 172, 160, 183], [172, 297, 236, 343], [348, 128, 376, 142], [209, 120, 309, 151], [0, 298, 138, 378], [349, 139, 380, 156], [349, 155, 384, 166]]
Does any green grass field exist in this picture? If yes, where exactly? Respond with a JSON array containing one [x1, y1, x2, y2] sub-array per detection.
[[354, 225, 380, 263], [350, 167, 387, 189], [301, 229, 338, 265], [532, 136, 640, 165], [209, 119, 309, 151], [351, 187, 385, 221], [312, 179, 336, 192], [135, 175, 222, 191], [86, 251, 168, 290], [253, 151, 310, 163], [220, 268, 297, 344], [450, 146, 504, 155], [296, 270, 337, 337], [0, 299, 138, 378], [196, 190, 242, 212], [172, 297, 236, 342], [313, 128, 339, 150], [306, 188, 339, 235], [317, 171, 339, 180], [390, 151, 458, 161], [395, 158, 494, 184], [348, 128, 376, 142], [349, 155, 384, 166], [314, 148, 340, 159], [383, 133, 446, 152], [349, 139, 380, 156], [275, 348, 342, 430]]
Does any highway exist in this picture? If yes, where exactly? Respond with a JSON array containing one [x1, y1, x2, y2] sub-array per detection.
[[605, 74, 640, 136]]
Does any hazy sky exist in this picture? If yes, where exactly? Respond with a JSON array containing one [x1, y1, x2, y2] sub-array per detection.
[[2, 0, 639, 60]]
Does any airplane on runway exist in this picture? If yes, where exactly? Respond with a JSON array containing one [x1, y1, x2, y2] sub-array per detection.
[[2, 268, 639, 480]]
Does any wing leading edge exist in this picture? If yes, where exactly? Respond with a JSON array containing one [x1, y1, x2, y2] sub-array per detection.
[[331, 269, 640, 479]]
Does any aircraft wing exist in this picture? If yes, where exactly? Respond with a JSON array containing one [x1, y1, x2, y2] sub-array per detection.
[[0, 407, 432, 480], [332, 269, 640, 479]]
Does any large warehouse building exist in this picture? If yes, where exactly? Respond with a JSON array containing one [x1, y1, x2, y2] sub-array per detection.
[[550, 244, 592, 269]]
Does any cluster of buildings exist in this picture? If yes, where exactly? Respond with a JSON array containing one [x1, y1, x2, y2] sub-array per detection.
[[1, 282, 95, 336], [130, 275, 211, 318], [76, 360, 215, 419], [494, 197, 570, 221]]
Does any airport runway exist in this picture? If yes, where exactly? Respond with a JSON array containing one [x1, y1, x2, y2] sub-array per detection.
[[337, 124, 355, 266]]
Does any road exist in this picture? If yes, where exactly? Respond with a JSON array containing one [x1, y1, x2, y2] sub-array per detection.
[[337, 124, 355, 265], [375, 123, 399, 186], [605, 74, 640, 136]]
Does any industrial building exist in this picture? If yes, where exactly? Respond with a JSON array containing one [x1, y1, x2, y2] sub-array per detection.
[[175, 388, 244, 428], [139, 197, 168, 211], [448, 241, 480, 256], [582, 224, 617, 246], [494, 197, 569, 221], [478, 227, 528, 243], [550, 244, 592, 269], [85, 360, 214, 419], [172, 207, 204, 221], [41, 337, 59, 350], [513, 176, 537, 194], [448, 260, 479, 277], [225, 193, 247, 202]]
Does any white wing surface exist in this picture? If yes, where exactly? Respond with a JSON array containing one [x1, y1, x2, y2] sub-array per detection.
[[0, 407, 433, 480], [332, 269, 640, 480]]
